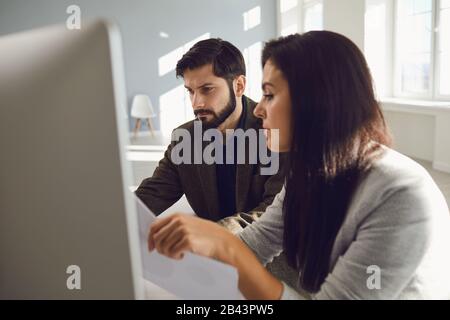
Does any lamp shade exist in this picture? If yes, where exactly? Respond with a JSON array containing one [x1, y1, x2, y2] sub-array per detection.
[[131, 94, 155, 118]]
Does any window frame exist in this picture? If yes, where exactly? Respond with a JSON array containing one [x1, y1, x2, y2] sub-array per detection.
[[393, 0, 450, 101], [435, 0, 450, 100]]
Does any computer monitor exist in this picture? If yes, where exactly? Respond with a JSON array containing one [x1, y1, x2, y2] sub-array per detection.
[[0, 20, 144, 299]]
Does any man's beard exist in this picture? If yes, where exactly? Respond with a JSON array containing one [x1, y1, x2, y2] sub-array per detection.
[[194, 84, 236, 130]]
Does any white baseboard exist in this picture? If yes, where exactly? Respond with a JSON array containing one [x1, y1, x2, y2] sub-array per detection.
[[432, 161, 450, 174]]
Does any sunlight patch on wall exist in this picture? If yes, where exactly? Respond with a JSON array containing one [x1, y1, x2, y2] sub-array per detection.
[[280, 0, 299, 13], [243, 6, 261, 31], [158, 33, 211, 77], [159, 85, 193, 136], [243, 41, 263, 101]]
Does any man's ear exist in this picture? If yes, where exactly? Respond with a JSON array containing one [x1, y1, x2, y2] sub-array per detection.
[[234, 75, 246, 98]]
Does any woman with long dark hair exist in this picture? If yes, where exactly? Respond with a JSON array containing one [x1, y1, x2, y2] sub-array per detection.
[[148, 31, 450, 299]]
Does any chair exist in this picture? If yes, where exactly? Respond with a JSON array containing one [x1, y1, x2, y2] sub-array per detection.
[[131, 94, 156, 138]]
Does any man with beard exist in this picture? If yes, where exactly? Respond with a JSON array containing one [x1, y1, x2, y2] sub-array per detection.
[[135, 39, 297, 289]]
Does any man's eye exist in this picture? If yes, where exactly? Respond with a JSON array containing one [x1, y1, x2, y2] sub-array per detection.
[[202, 87, 213, 94]]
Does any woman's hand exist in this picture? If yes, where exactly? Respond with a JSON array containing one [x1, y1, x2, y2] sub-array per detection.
[[148, 213, 237, 264], [148, 213, 284, 300]]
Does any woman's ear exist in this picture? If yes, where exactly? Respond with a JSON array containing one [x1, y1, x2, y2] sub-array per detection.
[[234, 75, 246, 98]]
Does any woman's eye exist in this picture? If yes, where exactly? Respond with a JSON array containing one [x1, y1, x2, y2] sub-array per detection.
[[263, 94, 274, 101]]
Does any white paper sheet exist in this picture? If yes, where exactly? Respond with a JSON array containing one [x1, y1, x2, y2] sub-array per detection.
[[134, 194, 243, 300]]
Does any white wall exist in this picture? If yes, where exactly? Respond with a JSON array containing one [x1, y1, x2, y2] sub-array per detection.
[[277, 0, 366, 48], [383, 100, 450, 173], [365, 0, 394, 97], [383, 111, 435, 161], [277, 0, 302, 36], [322, 0, 365, 50], [0, 0, 277, 134]]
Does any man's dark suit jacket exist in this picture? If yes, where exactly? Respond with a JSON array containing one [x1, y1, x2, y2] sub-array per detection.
[[135, 96, 286, 227]]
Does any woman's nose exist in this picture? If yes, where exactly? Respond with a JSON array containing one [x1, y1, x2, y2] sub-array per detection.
[[253, 102, 266, 120]]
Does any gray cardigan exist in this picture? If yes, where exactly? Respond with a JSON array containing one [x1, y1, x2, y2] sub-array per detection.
[[239, 147, 450, 299]]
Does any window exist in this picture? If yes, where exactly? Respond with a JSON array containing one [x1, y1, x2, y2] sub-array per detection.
[[303, 0, 323, 32], [394, 0, 450, 99], [437, 0, 450, 96], [395, 0, 433, 97]]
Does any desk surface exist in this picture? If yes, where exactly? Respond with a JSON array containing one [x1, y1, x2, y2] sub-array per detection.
[[143, 279, 179, 300]]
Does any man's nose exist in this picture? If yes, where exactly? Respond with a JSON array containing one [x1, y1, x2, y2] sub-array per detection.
[[191, 93, 205, 108]]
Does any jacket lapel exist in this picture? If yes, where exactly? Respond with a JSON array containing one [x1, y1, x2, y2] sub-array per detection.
[[235, 97, 260, 212], [196, 142, 221, 220], [235, 162, 253, 213]]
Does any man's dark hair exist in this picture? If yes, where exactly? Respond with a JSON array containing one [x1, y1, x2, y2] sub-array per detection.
[[176, 38, 246, 81]]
